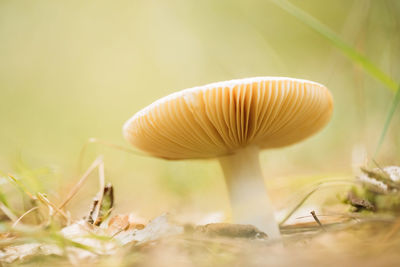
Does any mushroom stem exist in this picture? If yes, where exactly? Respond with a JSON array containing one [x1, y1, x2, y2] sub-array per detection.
[[219, 146, 281, 239]]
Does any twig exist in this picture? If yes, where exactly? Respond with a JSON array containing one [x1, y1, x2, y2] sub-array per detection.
[[59, 156, 103, 210], [310, 210, 326, 231], [295, 213, 347, 220]]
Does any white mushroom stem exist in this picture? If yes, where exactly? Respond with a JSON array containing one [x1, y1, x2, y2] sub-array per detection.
[[219, 146, 281, 239]]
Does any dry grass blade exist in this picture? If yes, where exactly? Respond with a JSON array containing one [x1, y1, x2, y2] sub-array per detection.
[[59, 156, 103, 210], [7, 174, 35, 200], [360, 166, 400, 190], [83, 155, 114, 226], [12, 207, 39, 228], [37, 193, 68, 221], [78, 138, 150, 172], [92, 160, 105, 224]]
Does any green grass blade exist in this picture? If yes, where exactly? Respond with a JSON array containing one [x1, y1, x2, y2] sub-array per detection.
[[374, 84, 400, 158], [270, 0, 398, 92], [279, 179, 358, 226]]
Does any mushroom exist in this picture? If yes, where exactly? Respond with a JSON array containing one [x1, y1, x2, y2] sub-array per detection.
[[123, 77, 333, 239]]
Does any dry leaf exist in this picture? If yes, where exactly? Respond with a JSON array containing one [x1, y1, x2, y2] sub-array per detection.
[[114, 213, 183, 245], [87, 183, 114, 226], [107, 214, 146, 236]]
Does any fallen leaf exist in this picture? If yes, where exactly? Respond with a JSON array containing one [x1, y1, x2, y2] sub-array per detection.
[[114, 213, 183, 245], [107, 214, 145, 236]]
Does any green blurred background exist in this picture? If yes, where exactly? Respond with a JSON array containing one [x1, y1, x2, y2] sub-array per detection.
[[0, 0, 399, 220]]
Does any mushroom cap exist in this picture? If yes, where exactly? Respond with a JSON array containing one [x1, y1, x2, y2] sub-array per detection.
[[123, 77, 333, 159]]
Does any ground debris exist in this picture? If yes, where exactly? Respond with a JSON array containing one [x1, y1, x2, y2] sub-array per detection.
[[191, 223, 268, 239], [0, 243, 62, 264], [61, 219, 117, 264], [4, 161, 400, 266], [348, 165, 400, 213], [347, 191, 376, 212]]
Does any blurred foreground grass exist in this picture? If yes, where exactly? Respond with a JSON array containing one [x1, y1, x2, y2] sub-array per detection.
[[0, 162, 400, 266]]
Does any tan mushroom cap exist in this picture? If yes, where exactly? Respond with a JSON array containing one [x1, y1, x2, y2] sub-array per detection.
[[123, 77, 333, 159]]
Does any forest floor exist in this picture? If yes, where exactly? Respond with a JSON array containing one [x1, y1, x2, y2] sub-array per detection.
[[1, 163, 400, 267]]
